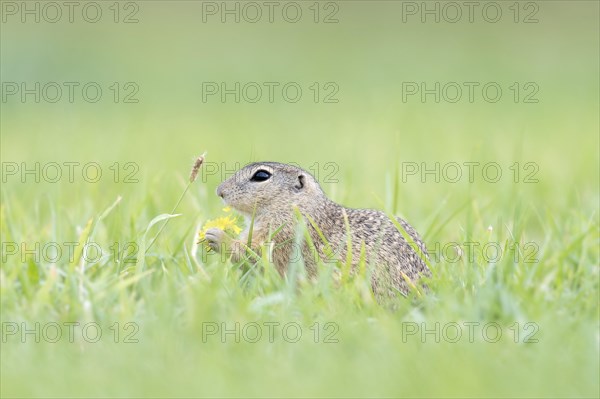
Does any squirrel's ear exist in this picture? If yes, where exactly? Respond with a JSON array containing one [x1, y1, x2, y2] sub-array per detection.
[[294, 174, 305, 191]]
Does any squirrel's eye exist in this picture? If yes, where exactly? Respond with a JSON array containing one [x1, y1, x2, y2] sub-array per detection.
[[250, 170, 272, 182]]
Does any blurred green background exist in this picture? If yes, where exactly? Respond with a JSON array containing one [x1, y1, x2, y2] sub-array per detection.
[[1, 1, 599, 398], [2, 1, 598, 209]]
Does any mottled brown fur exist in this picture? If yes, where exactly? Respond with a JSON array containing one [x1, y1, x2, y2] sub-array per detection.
[[205, 162, 430, 297]]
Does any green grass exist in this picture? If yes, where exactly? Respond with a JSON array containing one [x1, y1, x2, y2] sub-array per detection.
[[1, 1, 599, 398], [1, 178, 598, 397]]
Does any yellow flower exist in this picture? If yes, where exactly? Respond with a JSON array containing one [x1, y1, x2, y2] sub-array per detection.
[[197, 213, 242, 251]]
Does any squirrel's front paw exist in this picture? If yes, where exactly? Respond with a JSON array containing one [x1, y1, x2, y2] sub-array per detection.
[[205, 228, 228, 252]]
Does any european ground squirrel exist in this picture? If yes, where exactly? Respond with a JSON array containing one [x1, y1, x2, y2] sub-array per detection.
[[205, 162, 430, 297]]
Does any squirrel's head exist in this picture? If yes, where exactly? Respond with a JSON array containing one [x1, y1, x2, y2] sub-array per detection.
[[216, 162, 325, 217]]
